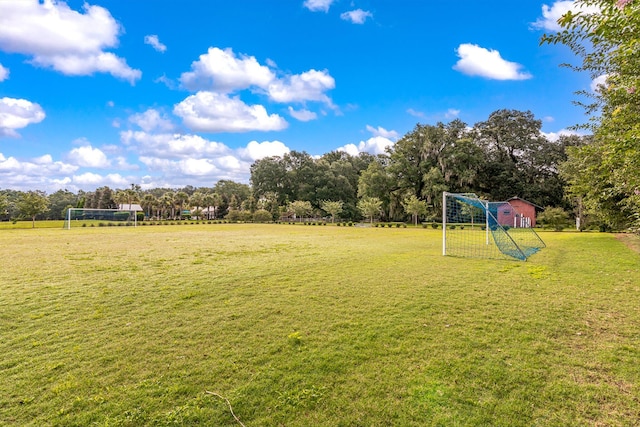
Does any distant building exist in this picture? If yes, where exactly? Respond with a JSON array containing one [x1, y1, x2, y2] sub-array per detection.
[[117, 203, 143, 212], [497, 197, 540, 228], [200, 206, 217, 219]]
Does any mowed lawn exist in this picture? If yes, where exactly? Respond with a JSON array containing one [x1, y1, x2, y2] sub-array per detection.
[[0, 224, 639, 426]]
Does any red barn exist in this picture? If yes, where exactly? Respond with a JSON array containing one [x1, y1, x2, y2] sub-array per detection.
[[497, 197, 539, 228]]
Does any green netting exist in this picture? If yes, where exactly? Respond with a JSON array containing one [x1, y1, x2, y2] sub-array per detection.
[[63, 209, 137, 229], [444, 193, 545, 261]]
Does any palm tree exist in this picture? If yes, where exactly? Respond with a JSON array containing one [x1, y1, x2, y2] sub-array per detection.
[[114, 190, 128, 209], [190, 191, 205, 219], [141, 194, 157, 219], [203, 192, 221, 219], [174, 191, 189, 219], [160, 191, 174, 219]]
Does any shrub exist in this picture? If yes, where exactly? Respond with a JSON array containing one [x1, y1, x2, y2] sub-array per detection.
[[82, 223, 87, 227], [431, 223, 438, 229], [348, 222, 353, 226], [538, 207, 571, 231], [599, 223, 612, 232], [253, 209, 272, 223], [449, 225, 456, 229]]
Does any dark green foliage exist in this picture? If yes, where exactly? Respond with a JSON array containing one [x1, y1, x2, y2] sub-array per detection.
[[253, 209, 272, 223], [538, 207, 571, 231]]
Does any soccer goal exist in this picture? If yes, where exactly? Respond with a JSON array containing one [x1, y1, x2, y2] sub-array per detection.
[[64, 208, 138, 229], [442, 192, 545, 261]]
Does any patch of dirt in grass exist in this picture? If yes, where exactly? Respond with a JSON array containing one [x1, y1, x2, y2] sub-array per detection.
[[615, 234, 640, 255]]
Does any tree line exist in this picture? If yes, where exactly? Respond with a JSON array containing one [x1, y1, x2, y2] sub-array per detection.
[[542, 0, 639, 232], [2, 108, 598, 228], [251, 109, 585, 222]]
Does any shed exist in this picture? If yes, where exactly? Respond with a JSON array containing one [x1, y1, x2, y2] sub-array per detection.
[[497, 197, 540, 228]]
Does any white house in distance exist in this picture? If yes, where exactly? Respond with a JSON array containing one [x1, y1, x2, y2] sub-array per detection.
[[117, 203, 143, 212]]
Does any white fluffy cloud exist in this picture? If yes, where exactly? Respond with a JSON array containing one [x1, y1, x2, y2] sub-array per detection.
[[453, 44, 532, 80], [336, 125, 398, 156], [144, 34, 166, 53], [0, 97, 46, 137], [337, 136, 394, 156], [238, 140, 290, 161], [73, 172, 128, 187], [180, 47, 336, 108], [0, 151, 79, 189], [121, 129, 293, 184], [180, 47, 275, 93], [288, 106, 318, 121], [0, 63, 8, 81], [340, 9, 373, 24], [174, 91, 288, 133], [541, 129, 584, 142], [268, 69, 335, 104], [0, 0, 141, 83], [129, 108, 174, 132], [303, 0, 335, 12], [366, 125, 399, 140], [121, 130, 230, 159], [532, 1, 600, 32], [67, 145, 110, 168], [445, 108, 461, 119]]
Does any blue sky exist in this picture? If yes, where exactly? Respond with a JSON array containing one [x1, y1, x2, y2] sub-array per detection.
[[0, 0, 596, 192]]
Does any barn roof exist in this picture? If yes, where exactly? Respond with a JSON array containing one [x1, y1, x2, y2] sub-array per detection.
[[118, 203, 143, 211], [507, 197, 544, 210]]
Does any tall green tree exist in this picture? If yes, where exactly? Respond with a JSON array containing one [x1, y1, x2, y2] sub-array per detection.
[[288, 200, 312, 221], [46, 190, 78, 220], [357, 197, 383, 223], [214, 180, 251, 217], [141, 193, 157, 219], [17, 191, 50, 228], [0, 193, 8, 220], [542, 0, 640, 230], [401, 195, 428, 225], [174, 191, 190, 218], [473, 109, 562, 205], [320, 200, 343, 223], [358, 156, 395, 220]]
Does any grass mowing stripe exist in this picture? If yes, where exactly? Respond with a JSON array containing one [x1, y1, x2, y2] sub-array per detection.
[[0, 225, 639, 426]]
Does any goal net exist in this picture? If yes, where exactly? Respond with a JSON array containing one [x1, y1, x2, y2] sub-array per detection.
[[64, 208, 138, 229], [442, 192, 545, 261]]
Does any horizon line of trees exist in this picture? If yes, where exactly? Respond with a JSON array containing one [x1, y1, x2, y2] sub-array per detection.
[[0, 107, 627, 231]]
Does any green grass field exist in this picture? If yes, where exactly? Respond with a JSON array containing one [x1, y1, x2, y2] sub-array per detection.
[[1, 224, 639, 426]]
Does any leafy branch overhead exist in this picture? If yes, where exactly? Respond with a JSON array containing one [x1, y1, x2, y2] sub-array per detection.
[[542, 0, 640, 231]]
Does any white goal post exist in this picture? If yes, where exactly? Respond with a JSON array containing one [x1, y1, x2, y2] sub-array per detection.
[[64, 208, 138, 229], [442, 192, 545, 261]]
